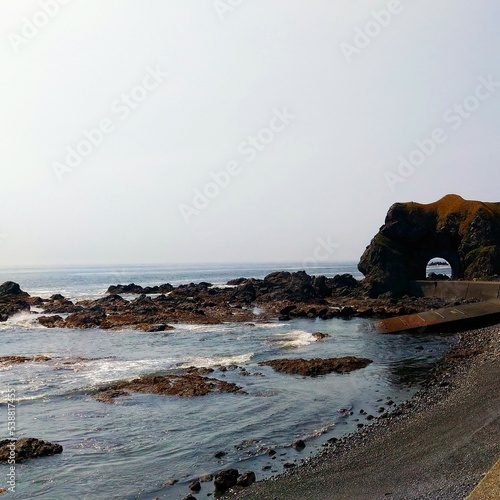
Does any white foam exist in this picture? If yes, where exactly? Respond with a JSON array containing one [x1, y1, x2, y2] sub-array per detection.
[[269, 330, 319, 348], [0, 393, 50, 404], [84, 358, 177, 384], [302, 422, 336, 440], [178, 352, 254, 368], [0, 311, 40, 330]]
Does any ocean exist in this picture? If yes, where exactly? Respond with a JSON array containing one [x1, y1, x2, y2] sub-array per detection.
[[0, 263, 455, 499]]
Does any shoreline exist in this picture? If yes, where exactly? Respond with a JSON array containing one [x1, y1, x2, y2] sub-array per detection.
[[231, 324, 500, 499]]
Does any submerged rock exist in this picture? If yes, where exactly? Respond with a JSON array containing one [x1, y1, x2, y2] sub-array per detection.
[[0, 438, 62, 463], [93, 372, 245, 402], [259, 357, 372, 377], [0, 355, 51, 367]]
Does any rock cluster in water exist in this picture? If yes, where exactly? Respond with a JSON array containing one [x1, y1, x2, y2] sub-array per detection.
[[0, 270, 473, 331], [93, 368, 246, 402]]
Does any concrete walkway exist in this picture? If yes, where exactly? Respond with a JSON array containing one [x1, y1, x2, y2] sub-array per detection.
[[373, 299, 500, 334]]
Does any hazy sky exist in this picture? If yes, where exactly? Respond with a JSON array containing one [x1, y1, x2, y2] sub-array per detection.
[[1, 0, 500, 266]]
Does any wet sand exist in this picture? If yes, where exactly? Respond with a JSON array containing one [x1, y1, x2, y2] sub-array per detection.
[[232, 325, 500, 499]]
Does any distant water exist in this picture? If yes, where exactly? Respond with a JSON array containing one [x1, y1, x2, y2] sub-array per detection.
[[0, 263, 456, 499]]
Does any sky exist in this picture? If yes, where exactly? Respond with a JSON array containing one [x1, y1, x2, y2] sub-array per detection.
[[1, 0, 500, 267]]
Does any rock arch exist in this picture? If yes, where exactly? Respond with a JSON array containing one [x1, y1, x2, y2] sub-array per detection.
[[358, 194, 500, 296]]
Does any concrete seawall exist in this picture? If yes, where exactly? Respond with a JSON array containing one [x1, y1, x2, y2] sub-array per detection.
[[410, 280, 500, 301]]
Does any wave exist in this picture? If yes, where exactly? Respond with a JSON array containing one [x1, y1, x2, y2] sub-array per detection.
[[0, 311, 41, 330], [0, 393, 52, 404], [301, 422, 336, 440], [85, 358, 178, 384], [268, 330, 321, 348], [178, 352, 254, 368]]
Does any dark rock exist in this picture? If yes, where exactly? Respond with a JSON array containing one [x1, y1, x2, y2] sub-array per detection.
[[65, 307, 106, 329], [0, 285, 31, 320], [134, 324, 174, 332], [259, 357, 373, 377], [0, 282, 27, 297], [213, 451, 226, 459], [38, 315, 65, 328], [260, 271, 318, 301], [0, 437, 62, 463], [214, 468, 240, 493], [283, 462, 296, 468], [226, 278, 249, 286], [189, 480, 201, 492], [42, 297, 81, 314], [338, 306, 356, 317], [279, 305, 297, 315], [49, 294, 65, 301], [292, 440, 306, 451], [236, 471, 256, 487], [359, 194, 500, 296], [328, 274, 360, 291], [93, 372, 245, 402]]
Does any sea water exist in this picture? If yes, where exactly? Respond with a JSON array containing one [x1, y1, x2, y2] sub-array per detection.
[[0, 263, 456, 499]]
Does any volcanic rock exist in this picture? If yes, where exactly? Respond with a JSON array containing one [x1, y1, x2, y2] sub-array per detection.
[[0, 282, 28, 297], [236, 471, 256, 487], [214, 468, 240, 493], [0, 438, 62, 463], [259, 357, 372, 377], [93, 372, 245, 402]]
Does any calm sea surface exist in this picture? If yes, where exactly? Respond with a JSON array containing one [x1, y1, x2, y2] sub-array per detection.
[[0, 263, 455, 499]]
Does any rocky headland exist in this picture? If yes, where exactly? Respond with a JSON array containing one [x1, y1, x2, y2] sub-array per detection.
[[359, 194, 500, 296]]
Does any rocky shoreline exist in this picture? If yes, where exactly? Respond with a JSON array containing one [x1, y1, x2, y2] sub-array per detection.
[[0, 272, 476, 331], [229, 323, 500, 499]]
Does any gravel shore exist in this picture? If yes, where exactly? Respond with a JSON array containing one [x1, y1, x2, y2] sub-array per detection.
[[231, 324, 500, 499]]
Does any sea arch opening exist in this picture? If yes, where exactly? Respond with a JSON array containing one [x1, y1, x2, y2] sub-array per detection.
[[426, 257, 453, 280]]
